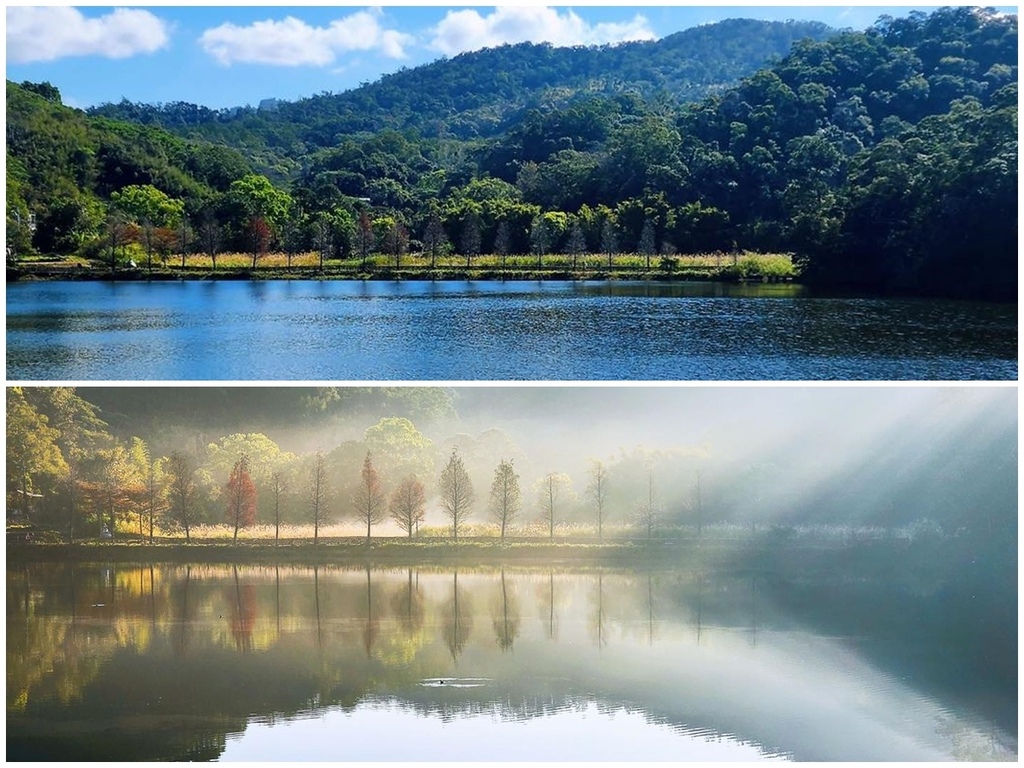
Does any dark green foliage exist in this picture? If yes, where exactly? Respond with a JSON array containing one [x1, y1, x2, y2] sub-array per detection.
[[6, 81, 252, 257], [88, 20, 831, 150], [8, 10, 1017, 298]]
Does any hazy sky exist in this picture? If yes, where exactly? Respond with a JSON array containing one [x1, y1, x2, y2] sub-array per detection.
[[6, 5, 1005, 110]]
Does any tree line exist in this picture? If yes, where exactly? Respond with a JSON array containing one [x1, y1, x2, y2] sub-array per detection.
[[9, 387, 1016, 547], [8, 387, 708, 544], [6, 8, 1016, 297]]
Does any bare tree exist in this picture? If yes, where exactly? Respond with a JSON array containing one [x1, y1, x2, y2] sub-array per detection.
[[460, 211, 481, 269], [270, 470, 287, 545], [694, 468, 703, 539], [441, 571, 473, 661], [225, 454, 257, 542], [105, 209, 129, 271], [489, 459, 521, 539], [639, 218, 657, 270], [635, 469, 660, 539], [491, 569, 521, 651], [564, 222, 586, 271], [494, 220, 512, 273], [382, 220, 408, 269], [439, 449, 474, 540], [166, 451, 198, 543], [530, 216, 551, 268], [390, 475, 426, 538], [422, 214, 447, 269], [315, 215, 333, 272], [600, 218, 618, 269], [536, 472, 573, 540], [587, 460, 610, 541], [353, 452, 387, 544], [356, 211, 374, 270], [198, 214, 221, 270], [140, 219, 156, 272], [144, 457, 166, 543], [309, 450, 329, 545], [178, 217, 193, 269]]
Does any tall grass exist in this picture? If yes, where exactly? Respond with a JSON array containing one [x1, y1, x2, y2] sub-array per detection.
[[64, 249, 799, 279]]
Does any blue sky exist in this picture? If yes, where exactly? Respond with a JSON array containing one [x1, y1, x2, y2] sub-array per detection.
[[5, 5, 1012, 110]]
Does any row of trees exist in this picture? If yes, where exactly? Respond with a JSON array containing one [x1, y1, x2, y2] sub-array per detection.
[[8, 388, 703, 544], [9, 387, 1016, 545], [39, 175, 732, 274]]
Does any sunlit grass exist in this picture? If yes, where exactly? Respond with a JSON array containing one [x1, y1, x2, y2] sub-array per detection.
[[30, 518, 937, 549], [720, 252, 799, 279], [99, 249, 797, 276]]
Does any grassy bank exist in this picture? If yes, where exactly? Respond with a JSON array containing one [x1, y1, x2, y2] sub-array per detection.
[[8, 250, 798, 283]]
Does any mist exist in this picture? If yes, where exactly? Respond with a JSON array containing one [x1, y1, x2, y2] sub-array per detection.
[[72, 384, 1016, 540]]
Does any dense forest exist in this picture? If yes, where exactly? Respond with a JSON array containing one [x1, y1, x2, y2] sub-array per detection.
[[7, 386, 1016, 559], [6, 8, 1017, 298]]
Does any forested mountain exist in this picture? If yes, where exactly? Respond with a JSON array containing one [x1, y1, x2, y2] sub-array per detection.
[[88, 20, 834, 153], [7, 8, 1017, 299]]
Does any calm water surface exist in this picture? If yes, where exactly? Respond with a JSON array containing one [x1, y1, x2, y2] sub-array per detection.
[[7, 563, 1015, 761], [6, 281, 1017, 380]]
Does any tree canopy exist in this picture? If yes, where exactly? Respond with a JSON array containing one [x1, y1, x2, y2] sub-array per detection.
[[6, 9, 1016, 298]]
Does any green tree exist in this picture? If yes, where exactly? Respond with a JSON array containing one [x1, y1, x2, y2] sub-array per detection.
[[110, 184, 184, 229], [228, 173, 292, 231], [90, 444, 140, 540], [6, 387, 67, 521], [363, 416, 434, 481]]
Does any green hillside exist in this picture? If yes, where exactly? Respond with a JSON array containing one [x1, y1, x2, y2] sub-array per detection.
[[7, 9, 1017, 298]]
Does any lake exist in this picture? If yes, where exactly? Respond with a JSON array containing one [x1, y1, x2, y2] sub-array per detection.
[[6, 280, 1017, 380], [7, 562, 1016, 761]]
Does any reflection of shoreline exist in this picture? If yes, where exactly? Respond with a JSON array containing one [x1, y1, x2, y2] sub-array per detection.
[[0, 534, 968, 573], [7, 563, 1016, 762]]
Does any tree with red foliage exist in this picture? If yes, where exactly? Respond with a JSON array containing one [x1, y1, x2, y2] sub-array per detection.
[[225, 455, 257, 542], [248, 216, 271, 269]]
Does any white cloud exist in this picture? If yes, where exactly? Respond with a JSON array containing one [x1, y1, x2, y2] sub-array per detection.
[[199, 10, 413, 66], [6, 6, 170, 64], [430, 6, 656, 56]]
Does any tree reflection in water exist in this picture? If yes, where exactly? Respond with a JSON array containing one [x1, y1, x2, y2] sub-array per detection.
[[5, 561, 1017, 762]]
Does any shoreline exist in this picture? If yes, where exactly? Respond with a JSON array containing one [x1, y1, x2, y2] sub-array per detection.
[[5, 536, 913, 575], [8, 265, 1013, 303], [6, 265, 789, 284]]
